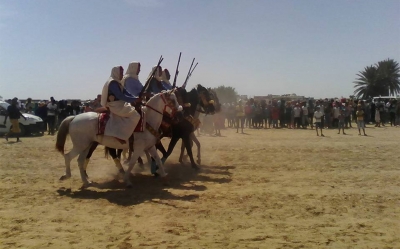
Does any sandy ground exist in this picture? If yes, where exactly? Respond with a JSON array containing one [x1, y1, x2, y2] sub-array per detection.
[[0, 124, 399, 249]]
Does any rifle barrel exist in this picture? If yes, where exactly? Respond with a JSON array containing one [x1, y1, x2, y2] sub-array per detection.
[[172, 52, 182, 87], [182, 58, 195, 88]]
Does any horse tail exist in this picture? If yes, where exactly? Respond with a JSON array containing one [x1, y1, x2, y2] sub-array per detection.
[[104, 147, 110, 159], [56, 116, 75, 154]]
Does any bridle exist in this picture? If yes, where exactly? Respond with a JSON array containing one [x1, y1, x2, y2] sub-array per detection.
[[145, 91, 179, 118], [198, 90, 215, 114]]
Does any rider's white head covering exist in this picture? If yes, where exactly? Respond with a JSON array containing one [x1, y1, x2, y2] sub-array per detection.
[[161, 69, 171, 85], [147, 65, 163, 82], [101, 66, 123, 107], [121, 61, 140, 88]]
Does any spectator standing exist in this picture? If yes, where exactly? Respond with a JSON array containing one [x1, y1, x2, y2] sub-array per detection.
[[293, 103, 301, 129], [236, 100, 245, 133], [356, 104, 367, 136], [25, 98, 34, 114], [375, 107, 381, 127], [3, 98, 26, 142], [35, 101, 48, 132], [337, 108, 346, 135], [47, 97, 58, 135], [314, 106, 324, 137]]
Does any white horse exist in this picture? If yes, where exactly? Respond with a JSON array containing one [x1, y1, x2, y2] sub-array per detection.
[[56, 91, 182, 188]]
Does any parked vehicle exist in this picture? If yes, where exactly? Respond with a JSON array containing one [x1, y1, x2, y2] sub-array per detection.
[[0, 101, 44, 136]]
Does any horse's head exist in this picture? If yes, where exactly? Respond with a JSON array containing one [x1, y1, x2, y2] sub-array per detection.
[[196, 84, 216, 115], [158, 90, 183, 122]]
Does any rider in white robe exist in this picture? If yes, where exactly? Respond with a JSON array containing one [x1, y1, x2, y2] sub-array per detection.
[[146, 66, 165, 94], [122, 61, 143, 96], [161, 69, 173, 90], [101, 66, 140, 141]]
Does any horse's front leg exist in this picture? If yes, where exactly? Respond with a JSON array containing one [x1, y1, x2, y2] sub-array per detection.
[[190, 132, 201, 165], [84, 142, 98, 179], [124, 145, 143, 188], [148, 146, 167, 178], [183, 134, 198, 170], [179, 140, 185, 164], [109, 148, 125, 178], [144, 150, 152, 169]]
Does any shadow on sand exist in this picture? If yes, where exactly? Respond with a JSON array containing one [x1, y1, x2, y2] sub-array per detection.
[[56, 163, 235, 207]]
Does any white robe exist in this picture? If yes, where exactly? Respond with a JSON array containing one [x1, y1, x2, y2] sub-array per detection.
[[101, 66, 140, 140]]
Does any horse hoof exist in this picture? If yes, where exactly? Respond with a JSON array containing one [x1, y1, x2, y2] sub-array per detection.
[[153, 173, 159, 178], [196, 160, 201, 165], [80, 183, 91, 189], [156, 169, 168, 178], [59, 175, 70, 181], [151, 161, 159, 175], [192, 165, 200, 170], [126, 183, 133, 188]]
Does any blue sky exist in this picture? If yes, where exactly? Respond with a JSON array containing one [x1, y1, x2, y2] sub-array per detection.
[[0, 0, 399, 100]]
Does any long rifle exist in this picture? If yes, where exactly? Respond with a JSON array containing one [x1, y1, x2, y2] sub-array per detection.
[[172, 52, 182, 88], [182, 62, 198, 89], [188, 62, 198, 79], [139, 55, 163, 97], [182, 58, 195, 89]]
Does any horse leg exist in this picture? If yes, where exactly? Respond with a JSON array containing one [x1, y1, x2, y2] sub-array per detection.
[[156, 141, 167, 159], [108, 148, 125, 177], [84, 142, 99, 178], [179, 141, 185, 164], [144, 150, 152, 168], [122, 148, 127, 161], [148, 146, 167, 178], [183, 134, 198, 170], [77, 146, 92, 187], [117, 149, 123, 159], [148, 142, 163, 174], [124, 145, 144, 188], [165, 135, 180, 160], [190, 132, 201, 165], [180, 134, 194, 162], [60, 148, 80, 180]]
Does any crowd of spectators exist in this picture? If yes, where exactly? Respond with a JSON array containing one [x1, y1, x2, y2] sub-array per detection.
[[200, 97, 400, 136], [2, 94, 103, 134]]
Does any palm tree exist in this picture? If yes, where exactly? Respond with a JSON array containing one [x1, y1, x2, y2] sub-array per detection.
[[353, 59, 400, 99], [375, 59, 400, 96], [353, 66, 381, 99]]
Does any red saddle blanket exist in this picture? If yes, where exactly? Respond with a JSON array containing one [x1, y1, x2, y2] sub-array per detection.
[[134, 112, 144, 132], [97, 112, 144, 135]]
